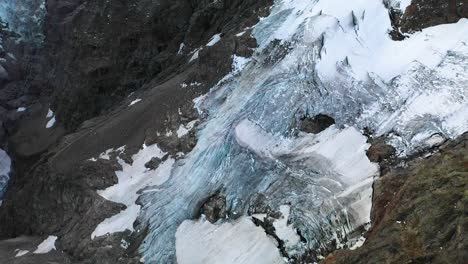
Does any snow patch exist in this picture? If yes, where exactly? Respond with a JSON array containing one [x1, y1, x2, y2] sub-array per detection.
[[206, 34, 222, 47], [46, 117, 56, 128], [46, 109, 53, 118], [177, 120, 198, 138], [129, 99, 142, 106], [189, 48, 202, 62], [89, 146, 126, 161], [273, 205, 301, 249], [350, 236, 366, 250], [33, 236, 57, 254], [175, 217, 284, 264], [177, 43, 185, 54], [399, 0, 412, 12], [193, 94, 208, 115], [16, 107, 26, 112], [15, 249, 29, 257], [92, 144, 175, 238], [45, 109, 56, 128], [232, 55, 251, 74], [236, 31, 246, 37]]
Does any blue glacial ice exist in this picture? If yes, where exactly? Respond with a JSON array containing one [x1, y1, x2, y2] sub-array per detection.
[[50, 0, 466, 262], [136, 0, 468, 262], [0, 0, 46, 45]]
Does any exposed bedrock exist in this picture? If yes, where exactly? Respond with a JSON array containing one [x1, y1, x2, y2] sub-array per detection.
[[298, 114, 336, 134], [401, 0, 468, 33], [0, 0, 273, 262], [387, 0, 468, 39], [45, 0, 272, 132]]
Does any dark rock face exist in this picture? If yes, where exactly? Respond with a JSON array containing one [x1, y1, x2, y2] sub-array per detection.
[[0, 16, 50, 149], [45, 0, 272, 131], [0, 0, 273, 262], [200, 192, 227, 223], [323, 133, 468, 264], [401, 0, 468, 33], [144, 156, 164, 170], [299, 114, 335, 134], [388, 0, 468, 40], [366, 136, 396, 174]]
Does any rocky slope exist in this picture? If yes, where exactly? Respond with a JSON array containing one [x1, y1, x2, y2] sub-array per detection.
[[0, 0, 466, 263], [1, 0, 273, 263], [325, 132, 468, 264]]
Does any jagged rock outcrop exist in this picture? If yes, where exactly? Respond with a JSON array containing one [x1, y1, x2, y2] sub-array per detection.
[[388, 0, 468, 39], [299, 114, 336, 134], [401, 0, 467, 33]]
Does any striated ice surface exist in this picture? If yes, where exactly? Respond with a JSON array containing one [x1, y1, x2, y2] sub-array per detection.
[[128, 0, 468, 262]]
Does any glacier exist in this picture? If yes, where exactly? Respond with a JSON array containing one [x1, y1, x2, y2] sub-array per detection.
[[134, 0, 468, 262], [61, 0, 468, 262], [0, 0, 46, 45]]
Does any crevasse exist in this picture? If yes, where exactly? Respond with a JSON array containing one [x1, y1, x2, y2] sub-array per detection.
[[137, 0, 468, 262]]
